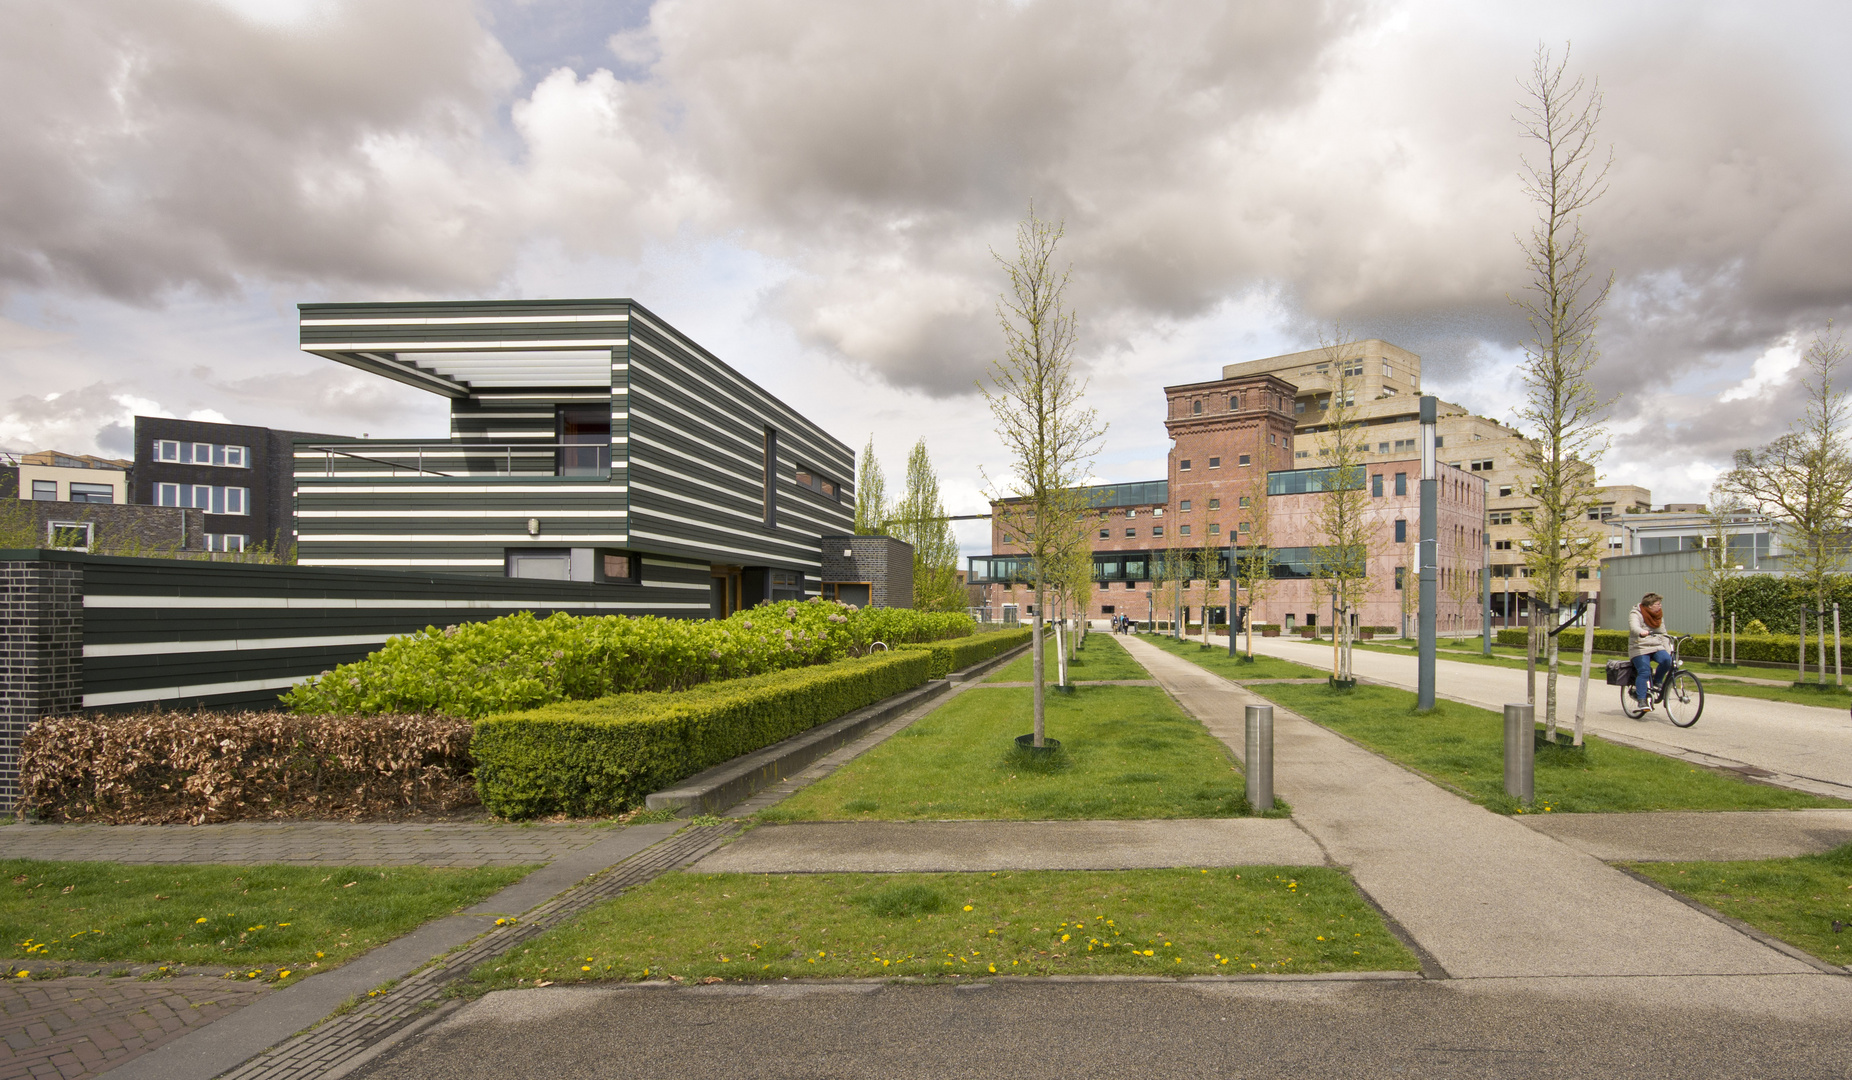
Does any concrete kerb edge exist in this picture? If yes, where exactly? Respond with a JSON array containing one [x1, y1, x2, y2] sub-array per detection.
[[645, 643, 1030, 817], [1608, 863, 1851, 978]]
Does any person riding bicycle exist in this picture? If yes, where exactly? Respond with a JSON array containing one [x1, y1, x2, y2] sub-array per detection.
[[1628, 592, 1674, 706]]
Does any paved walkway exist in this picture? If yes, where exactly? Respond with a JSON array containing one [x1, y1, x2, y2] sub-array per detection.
[[690, 819, 1324, 873], [1119, 634, 1825, 979], [1520, 809, 1852, 862], [0, 976, 269, 1080], [1239, 633, 1852, 798], [0, 821, 616, 868]]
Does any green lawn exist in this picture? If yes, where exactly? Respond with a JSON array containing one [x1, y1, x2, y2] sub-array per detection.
[[1233, 682, 1847, 814], [760, 684, 1266, 821], [985, 631, 1150, 682], [466, 867, 1417, 986], [1135, 632, 1331, 681], [1352, 639, 1852, 709], [0, 860, 531, 979], [1629, 844, 1852, 966]]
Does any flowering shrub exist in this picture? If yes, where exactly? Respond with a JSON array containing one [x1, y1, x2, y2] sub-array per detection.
[[473, 651, 933, 818], [23, 711, 475, 824], [283, 599, 973, 719]]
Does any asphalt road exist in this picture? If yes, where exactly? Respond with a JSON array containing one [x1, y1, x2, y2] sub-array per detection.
[[357, 976, 1852, 1080], [1240, 634, 1852, 796]]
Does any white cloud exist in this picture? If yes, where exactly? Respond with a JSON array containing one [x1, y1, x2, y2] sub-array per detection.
[[1719, 336, 1803, 403]]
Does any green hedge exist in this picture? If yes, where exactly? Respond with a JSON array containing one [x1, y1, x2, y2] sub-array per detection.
[[895, 627, 1033, 678], [1495, 627, 1826, 665], [471, 651, 933, 819], [285, 599, 973, 719]]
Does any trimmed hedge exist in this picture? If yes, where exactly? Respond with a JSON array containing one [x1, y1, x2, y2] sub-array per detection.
[[285, 599, 973, 719], [1495, 627, 1827, 665], [472, 650, 933, 819], [896, 627, 1033, 678]]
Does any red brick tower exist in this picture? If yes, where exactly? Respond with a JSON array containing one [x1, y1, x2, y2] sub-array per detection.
[[1163, 374, 1297, 558]]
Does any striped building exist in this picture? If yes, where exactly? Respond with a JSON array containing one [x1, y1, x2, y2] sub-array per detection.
[[295, 300, 856, 617]]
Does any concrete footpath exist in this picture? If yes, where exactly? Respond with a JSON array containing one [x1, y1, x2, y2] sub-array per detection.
[[1118, 634, 1830, 979], [1242, 632, 1852, 796]]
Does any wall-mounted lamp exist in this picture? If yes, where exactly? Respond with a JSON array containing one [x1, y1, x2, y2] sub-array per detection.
[[527, 518, 540, 536], [842, 548, 853, 558]]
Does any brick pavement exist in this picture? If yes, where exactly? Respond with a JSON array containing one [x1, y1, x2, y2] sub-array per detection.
[[0, 822, 616, 868], [0, 975, 268, 1080]]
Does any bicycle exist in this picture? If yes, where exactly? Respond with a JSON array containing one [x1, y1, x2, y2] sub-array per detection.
[[1620, 633, 1705, 728]]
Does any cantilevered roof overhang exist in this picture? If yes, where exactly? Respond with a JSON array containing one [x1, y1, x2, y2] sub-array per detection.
[[299, 299, 633, 396]]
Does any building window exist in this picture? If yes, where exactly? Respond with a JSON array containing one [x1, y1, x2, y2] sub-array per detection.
[[1238, 454, 1251, 466], [1371, 474, 1383, 497], [1099, 528, 1110, 539], [1378, 442, 1389, 453], [1229, 395, 1240, 410], [1153, 526, 1165, 537], [154, 440, 250, 468], [1394, 566, 1405, 591], [1209, 456, 1221, 468], [1470, 459, 1494, 472], [30, 480, 56, 500], [1435, 436, 1445, 448], [506, 549, 572, 580], [1126, 508, 1137, 517], [1343, 360, 1363, 377], [1295, 450, 1309, 459], [762, 428, 778, 527], [1238, 496, 1250, 508], [1490, 511, 1513, 525], [68, 482, 114, 504], [1125, 528, 1136, 538], [1394, 473, 1407, 496], [1152, 507, 1164, 517], [1384, 362, 1394, 378], [1193, 399, 1203, 414], [1003, 534, 1015, 544], [1495, 539, 1513, 550], [204, 533, 248, 552], [1239, 521, 1251, 533], [794, 465, 841, 501], [599, 551, 642, 584], [1393, 438, 1416, 452], [1394, 519, 1407, 543], [1209, 522, 1220, 534], [1208, 498, 1220, 510], [155, 483, 248, 515], [1499, 485, 1513, 497], [1294, 399, 1307, 415], [1180, 524, 1191, 537], [1180, 500, 1192, 512], [1179, 459, 1192, 471], [46, 521, 92, 551]]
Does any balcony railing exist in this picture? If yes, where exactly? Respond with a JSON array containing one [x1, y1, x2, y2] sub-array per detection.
[[298, 442, 611, 479]]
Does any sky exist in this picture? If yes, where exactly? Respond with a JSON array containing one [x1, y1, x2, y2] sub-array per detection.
[[3, 0, 1851, 562]]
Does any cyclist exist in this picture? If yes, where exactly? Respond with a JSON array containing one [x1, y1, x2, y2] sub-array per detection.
[[1628, 592, 1674, 707]]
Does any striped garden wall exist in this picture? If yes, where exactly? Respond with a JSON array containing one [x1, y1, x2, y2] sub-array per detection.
[[0, 548, 715, 809]]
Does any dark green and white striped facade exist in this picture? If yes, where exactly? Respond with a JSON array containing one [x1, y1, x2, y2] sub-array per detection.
[[296, 299, 854, 615]]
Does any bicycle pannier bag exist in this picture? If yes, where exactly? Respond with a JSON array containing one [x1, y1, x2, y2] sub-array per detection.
[[1603, 658, 1633, 687]]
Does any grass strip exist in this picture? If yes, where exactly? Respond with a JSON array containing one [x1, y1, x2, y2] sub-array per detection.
[[1628, 844, 1852, 966], [1135, 632, 1333, 681], [761, 684, 1264, 821], [0, 860, 532, 980], [985, 631, 1151, 682], [1350, 640, 1852, 709], [1233, 682, 1846, 814], [467, 867, 1417, 986]]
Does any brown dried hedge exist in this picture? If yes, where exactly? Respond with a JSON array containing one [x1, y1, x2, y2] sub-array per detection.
[[22, 711, 477, 825]]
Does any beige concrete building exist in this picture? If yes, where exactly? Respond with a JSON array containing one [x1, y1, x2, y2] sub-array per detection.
[[13, 450, 131, 504]]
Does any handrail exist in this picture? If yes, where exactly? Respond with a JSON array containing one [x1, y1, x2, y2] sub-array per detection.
[[299, 441, 610, 479]]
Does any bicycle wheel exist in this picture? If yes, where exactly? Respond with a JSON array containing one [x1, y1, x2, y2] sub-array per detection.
[[1663, 670, 1704, 728], [1619, 680, 1648, 719]]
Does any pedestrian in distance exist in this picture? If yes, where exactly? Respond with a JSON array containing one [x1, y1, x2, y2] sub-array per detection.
[[1628, 592, 1674, 708]]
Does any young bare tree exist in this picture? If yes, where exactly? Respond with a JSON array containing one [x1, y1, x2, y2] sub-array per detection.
[[1446, 528, 1481, 644], [1513, 43, 1615, 734], [1236, 483, 1274, 658], [853, 436, 888, 535], [1193, 516, 1224, 647], [1720, 325, 1852, 683], [982, 204, 1106, 747], [889, 438, 966, 611], [1308, 335, 1376, 682], [1682, 489, 1749, 664]]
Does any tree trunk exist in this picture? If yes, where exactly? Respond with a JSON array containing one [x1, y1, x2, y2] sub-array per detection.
[[1032, 581, 1046, 747], [1545, 628, 1560, 740]]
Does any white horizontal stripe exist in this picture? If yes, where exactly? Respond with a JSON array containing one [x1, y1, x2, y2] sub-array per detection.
[[294, 485, 618, 495], [629, 526, 815, 565], [301, 533, 632, 542], [297, 509, 627, 519], [305, 340, 624, 351], [469, 393, 612, 401], [85, 675, 307, 709], [86, 633, 392, 659], [86, 594, 702, 609], [302, 314, 628, 326], [628, 331, 846, 468]]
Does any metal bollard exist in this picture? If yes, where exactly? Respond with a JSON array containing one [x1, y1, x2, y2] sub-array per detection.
[[1245, 704, 1274, 813], [1503, 703, 1534, 803]]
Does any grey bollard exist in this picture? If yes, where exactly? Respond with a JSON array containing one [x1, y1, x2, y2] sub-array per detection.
[[1245, 704, 1274, 813], [1503, 703, 1534, 803]]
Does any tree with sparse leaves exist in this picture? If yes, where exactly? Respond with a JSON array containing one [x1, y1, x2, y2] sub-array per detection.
[[982, 204, 1106, 747], [853, 437, 888, 536], [1308, 333, 1375, 681], [889, 438, 966, 611]]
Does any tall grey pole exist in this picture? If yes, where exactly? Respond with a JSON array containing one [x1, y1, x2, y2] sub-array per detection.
[[1228, 541, 1238, 658], [1482, 483, 1492, 656], [1418, 396, 1438, 710], [1245, 704, 1274, 813]]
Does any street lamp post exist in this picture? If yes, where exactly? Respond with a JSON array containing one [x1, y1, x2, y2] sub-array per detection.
[[1418, 395, 1438, 710], [1228, 541, 1238, 658], [1481, 475, 1492, 656]]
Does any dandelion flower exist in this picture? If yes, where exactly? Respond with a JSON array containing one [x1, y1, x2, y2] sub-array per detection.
[[196, 918, 208, 924], [963, 905, 973, 912]]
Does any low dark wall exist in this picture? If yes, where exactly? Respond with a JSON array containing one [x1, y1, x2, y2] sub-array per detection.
[[0, 548, 704, 809]]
